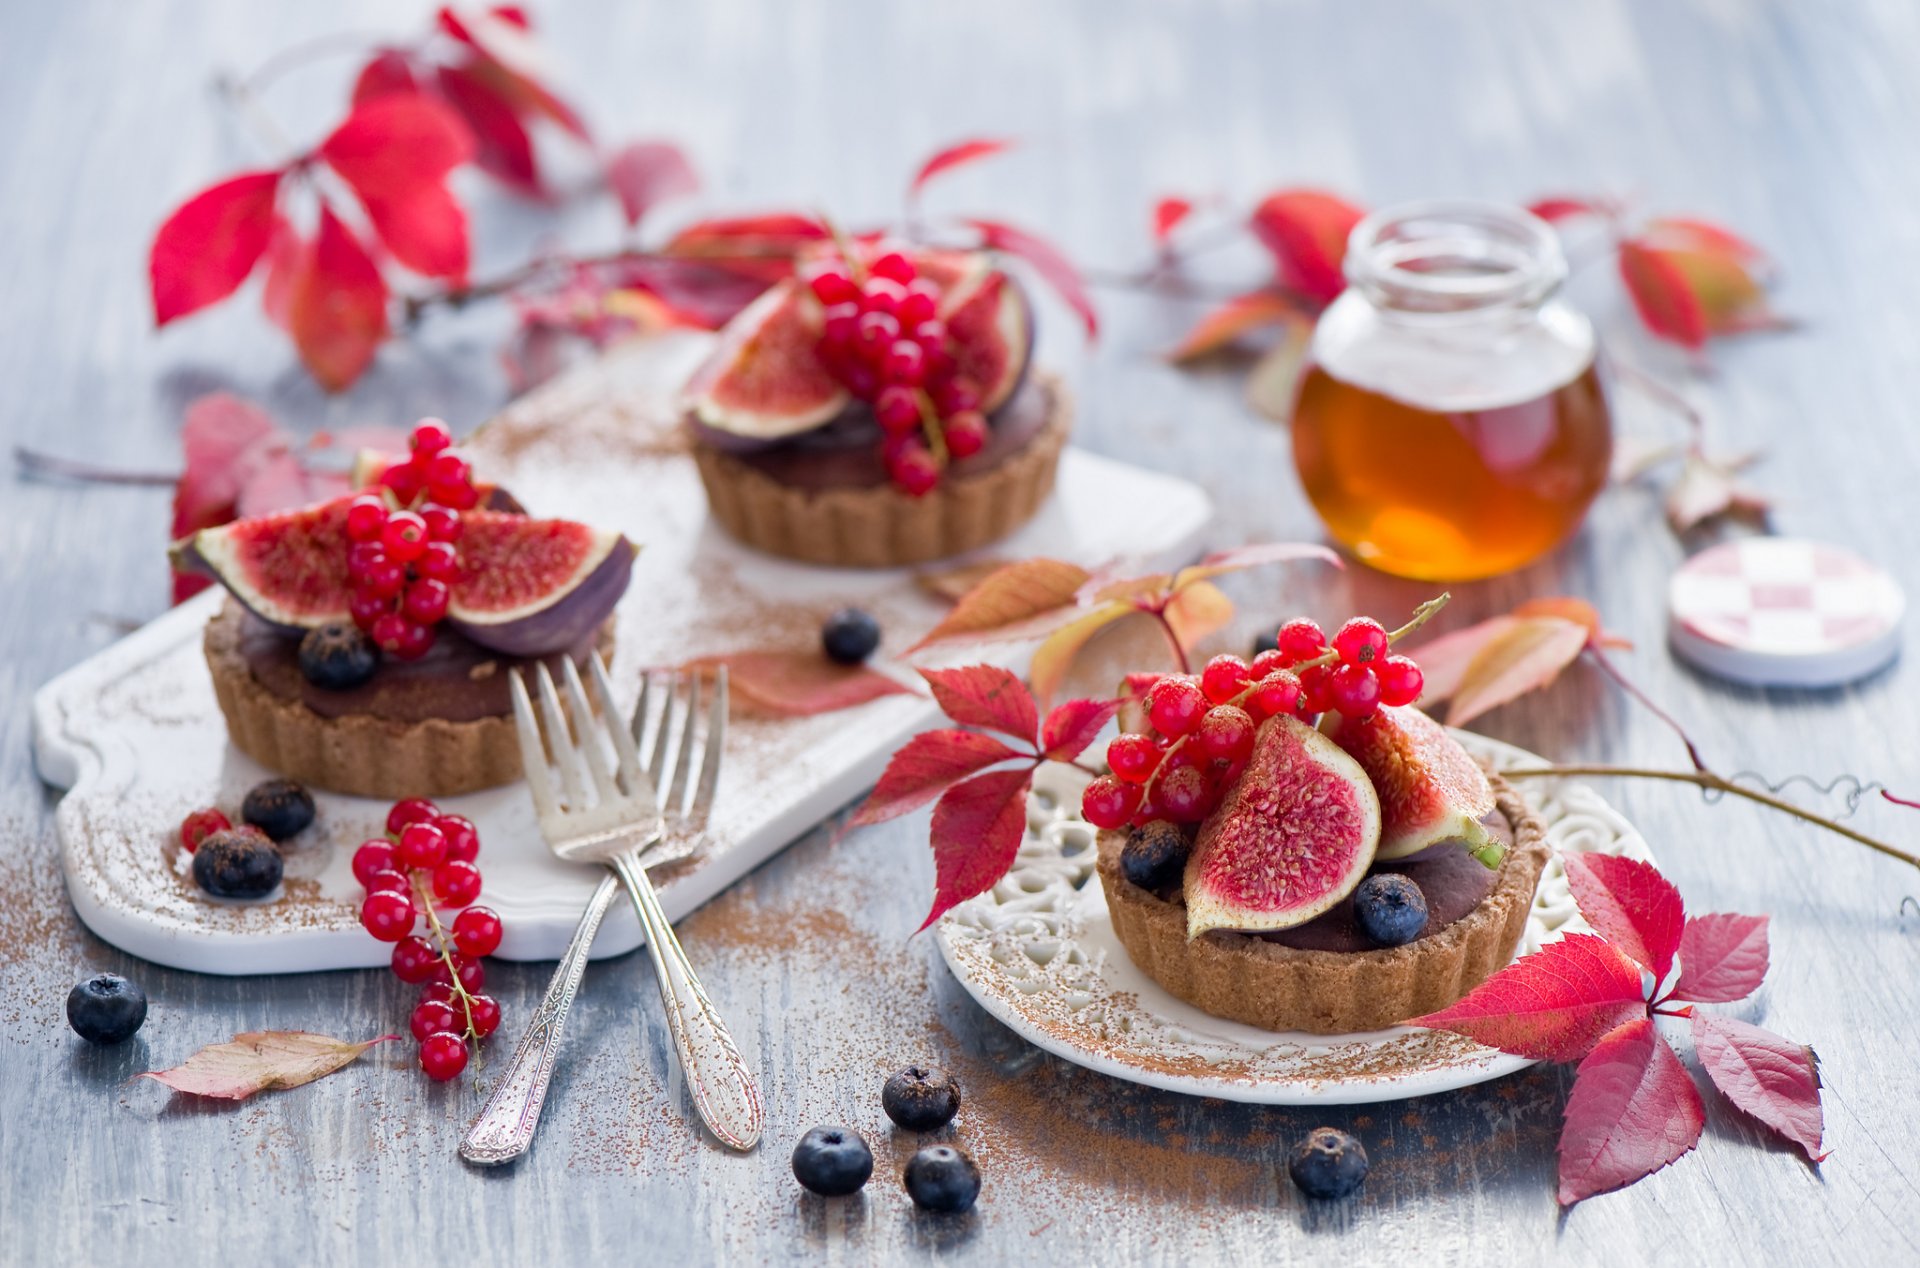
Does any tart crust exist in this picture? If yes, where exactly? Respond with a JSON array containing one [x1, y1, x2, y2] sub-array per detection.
[[688, 372, 1071, 568], [1095, 768, 1549, 1035], [203, 602, 605, 800]]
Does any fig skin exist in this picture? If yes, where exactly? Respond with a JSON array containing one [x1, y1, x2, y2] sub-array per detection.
[[1321, 705, 1501, 865], [447, 533, 635, 657]]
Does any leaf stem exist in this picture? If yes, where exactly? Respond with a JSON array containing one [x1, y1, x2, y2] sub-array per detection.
[[1501, 764, 1920, 871], [1583, 643, 1708, 771], [1152, 609, 1191, 674], [14, 447, 177, 487]]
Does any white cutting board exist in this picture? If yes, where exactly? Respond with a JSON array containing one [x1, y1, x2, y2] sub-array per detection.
[[31, 335, 1212, 974]]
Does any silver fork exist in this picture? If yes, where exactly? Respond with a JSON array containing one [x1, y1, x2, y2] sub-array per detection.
[[458, 655, 762, 1164]]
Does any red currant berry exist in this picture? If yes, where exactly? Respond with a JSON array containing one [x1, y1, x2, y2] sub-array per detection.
[[942, 411, 988, 459], [431, 479, 479, 511], [418, 503, 462, 543], [390, 620, 436, 661], [881, 339, 927, 386], [1250, 648, 1288, 679], [431, 860, 482, 907], [808, 269, 857, 306], [897, 283, 939, 329], [380, 462, 423, 503], [346, 495, 389, 543], [423, 452, 470, 492], [1106, 733, 1158, 784], [464, 993, 501, 1039], [1277, 618, 1327, 664], [886, 443, 941, 497], [1156, 765, 1211, 820], [1327, 663, 1383, 718], [1376, 655, 1425, 708], [843, 362, 880, 401], [363, 868, 411, 896], [436, 815, 480, 863], [391, 935, 440, 984], [855, 310, 902, 358], [388, 798, 439, 834], [1298, 664, 1335, 715], [349, 590, 390, 633], [913, 316, 949, 354], [396, 822, 448, 870], [861, 275, 908, 315], [179, 808, 230, 853], [1081, 775, 1141, 829], [345, 541, 387, 581], [1200, 654, 1252, 704], [352, 839, 398, 887], [821, 301, 861, 348], [360, 891, 417, 942], [419, 540, 459, 581], [1333, 617, 1390, 667], [874, 385, 922, 435], [870, 251, 916, 285], [448, 954, 486, 992], [1249, 670, 1304, 720], [1196, 705, 1256, 764], [370, 612, 409, 654], [363, 556, 407, 600], [410, 998, 458, 1042], [410, 419, 453, 455], [1146, 676, 1209, 738], [453, 906, 504, 958], [419, 1032, 468, 1082], [382, 511, 429, 564], [932, 376, 979, 417], [403, 578, 451, 625], [418, 982, 457, 1009]]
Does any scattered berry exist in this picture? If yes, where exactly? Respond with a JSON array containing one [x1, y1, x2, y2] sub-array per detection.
[[192, 829, 284, 899], [298, 623, 380, 690], [66, 974, 147, 1045], [419, 1032, 469, 1082], [903, 1144, 982, 1213], [178, 808, 230, 854], [452, 906, 504, 958], [1352, 874, 1429, 947], [1277, 618, 1327, 663], [360, 890, 417, 942], [1332, 617, 1390, 667], [1288, 1127, 1369, 1200], [1376, 656, 1424, 707], [240, 778, 316, 841], [1145, 676, 1209, 738], [1081, 775, 1143, 829], [822, 608, 882, 664], [1327, 663, 1383, 719], [792, 1126, 875, 1197], [1120, 820, 1191, 891], [883, 1065, 962, 1131]]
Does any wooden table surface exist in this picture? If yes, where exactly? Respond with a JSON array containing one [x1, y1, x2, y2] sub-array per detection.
[[5, 2, 1917, 1263]]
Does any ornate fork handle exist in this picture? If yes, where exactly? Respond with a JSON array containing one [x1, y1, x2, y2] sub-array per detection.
[[460, 873, 621, 1166], [610, 850, 764, 1152]]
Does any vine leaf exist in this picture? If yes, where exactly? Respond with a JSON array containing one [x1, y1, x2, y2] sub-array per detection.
[[920, 768, 1034, 931], [910, 138, 1013, 199], [1040, 698, 1119, 762], [604, 140, 699, 228], [1410, 597, 1627, 726], [1409, 932, 1648, 1062], [908, 558, 1091, 651], [1152, 196, 1194, 244], [918, 666, 1039, 743], [1248, 189, 1365, 304], [1557, 1018, 1704, 1205], [1562, 853, 1686, 981], [1691, 1013, 1826, 1161], [140, 1031, 395, 1100], [1618, 218, 1789, 351], [852, 729, 1026, 827], [1166, 290, 1299, 362], [966, 217, 1098, 339], [288, 204, 391, 391], [1670, 913, 1769, 1003], [1666, 451, 1772, 532], [149, 171, 283, 326], [1027, 603, 1135, 707], [680, 650, 913, 717]]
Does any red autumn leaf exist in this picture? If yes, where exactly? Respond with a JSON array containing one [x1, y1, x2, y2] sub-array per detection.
[[260, 215, 308, 331], [1642, 217, 1770, 267], [919, 767, 1034, 931], [289, 205, 390, 391], [919, 665, 1041, 744], [1411, 932, 1648, 1061], [436, 62, 539, 194], [365, 183, 472, 280], [140, 1031, 395, 1100], [852, 729, 1027, 827], [1410, 612, 1591, 726], [1561, 853, 1686, 982], [1166, 289, 1300, 362], [965, 218, 1098, 339], [1511, 596, 1631, 649], [1162, 580, 1234, 650], [1528, 196, 1609, 224], [149, 170, 283, 325], [910, 138, 1013, 199], [1691, 1013, 1825, 1161], [1618, 220, 1785, 352], [1171, 541, 1341, 590], [1040, 698, 1119, 762], [908, 557, 1092, 651], [680, 650, 913, 717], [662, 213, 829, 283], [605, 140, 699, 228], [1556, 1018, 1704, 1205], [491, 5, 531, 29], [1670, 912, 1769, 1004], [321, 93, 475, 195], [1249, 189, 1365, 304], [914, 558, 1012, 605], [351, 50, 417, 105], [1152, 196, 1193, 244], [437, 7, 589, 140], [170, 393, 281, 538]]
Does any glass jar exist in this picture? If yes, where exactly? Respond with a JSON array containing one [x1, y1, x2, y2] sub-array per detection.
[[1289, 200, 1613, 581]]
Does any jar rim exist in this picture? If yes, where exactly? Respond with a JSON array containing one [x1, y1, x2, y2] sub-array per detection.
[[1344, 199, 1566, 314]]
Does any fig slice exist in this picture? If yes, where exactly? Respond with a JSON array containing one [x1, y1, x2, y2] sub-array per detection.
[[680, 279, 848, 449], [1183, 714, 1381, 938], [170, 497, 358, 631], [1321, 705, 1502, 866], [940, 265, 1033, 414]]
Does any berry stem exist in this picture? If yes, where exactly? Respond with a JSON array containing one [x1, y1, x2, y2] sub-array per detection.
[[410, 872, 481, 1043], [820, 213, 868, 284], [1290, 592, 1452, 676], [1500, 764, 1920, 871]]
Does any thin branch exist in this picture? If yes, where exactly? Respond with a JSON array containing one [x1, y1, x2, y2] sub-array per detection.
[[1584, 642, 1707, 771], [15, 447, 176, 487]]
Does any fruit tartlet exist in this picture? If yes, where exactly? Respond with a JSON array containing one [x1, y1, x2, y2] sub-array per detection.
[[681, 244, 1069, 568], [1083, 627, 1550, 1036], [171, 421, 635, 800]]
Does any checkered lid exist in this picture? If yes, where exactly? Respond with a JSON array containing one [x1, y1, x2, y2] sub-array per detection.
[[1667, 538, 1904, 687]]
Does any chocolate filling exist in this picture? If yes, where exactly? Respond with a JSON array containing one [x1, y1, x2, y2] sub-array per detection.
[[704, 378, 1056, 491]]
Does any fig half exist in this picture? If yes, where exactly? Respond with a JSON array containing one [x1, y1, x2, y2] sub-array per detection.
[[680, 279, 849, 450], [1321, 705, 1502, 866]]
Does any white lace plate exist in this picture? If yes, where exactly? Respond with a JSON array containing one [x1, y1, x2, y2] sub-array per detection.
[[936, 732, 1654, 1105]]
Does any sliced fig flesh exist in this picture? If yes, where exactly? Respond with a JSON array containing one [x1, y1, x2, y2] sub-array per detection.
[[1322, 705, 1501, 866], [681, 279, 848, 448], [941, 267, 1033, 414], [169, 498, 357, 631], [1183, 714, 1381, 937]]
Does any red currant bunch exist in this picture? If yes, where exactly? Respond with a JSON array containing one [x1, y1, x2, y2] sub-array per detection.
[[353, 796, 503, 1082], [805, 248, 990, 498], [345, 420, 479, 662]]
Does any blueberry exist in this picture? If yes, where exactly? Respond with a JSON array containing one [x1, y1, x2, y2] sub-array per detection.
[[192, 828, 284, 899], [298, 623, 379, 690], [1288, 1127, 1368, 1200], [883, 1065, 961, 1131], [241, 778, 316, 842], [903, 1144, 981, 1213], [822, 608, 881, 665], [66, 973, 147, 1045], [1120, 819, 1190, 892], [1352, 873, 1429, 947], [791, 1126, 873, 1196], [1250, 629, 1280, 658]]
